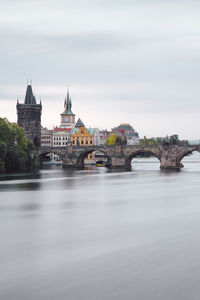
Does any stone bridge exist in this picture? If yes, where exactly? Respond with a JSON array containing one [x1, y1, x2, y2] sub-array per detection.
[[37, 144, 200, 170]]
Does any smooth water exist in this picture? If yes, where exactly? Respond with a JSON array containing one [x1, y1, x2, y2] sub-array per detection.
[[1, 154, 200, 300]]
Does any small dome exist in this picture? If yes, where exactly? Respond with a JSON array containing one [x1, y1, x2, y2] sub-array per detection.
[[117, 123, 134, 131]]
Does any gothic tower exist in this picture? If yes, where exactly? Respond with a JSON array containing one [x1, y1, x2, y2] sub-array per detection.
[[17, 83, 42, 148], [60, 88, 75, 128]]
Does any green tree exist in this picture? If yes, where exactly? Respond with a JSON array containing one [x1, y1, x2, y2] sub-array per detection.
[[105, 134, 123, 146], [139, 136, 157, 146], [0, 118, 35, 172]]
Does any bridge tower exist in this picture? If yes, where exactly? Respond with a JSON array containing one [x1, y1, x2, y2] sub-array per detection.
[[16, 82, 42, 148]]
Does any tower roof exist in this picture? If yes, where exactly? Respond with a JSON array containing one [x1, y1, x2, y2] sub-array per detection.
[[61, 88, 74, 115], [24, 84, 37, 105], [75, 118, 85, 128]]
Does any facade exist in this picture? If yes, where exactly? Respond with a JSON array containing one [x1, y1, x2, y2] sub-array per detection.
[[60, 89, 75, 128], [99, 129, 111, 145], [115, 123, 139, 145], [52, 127, 71, 161], [17, 84, 42, 148], [52, 127, 71, 147], [71, 119, 95, 161], [71, 127, 94, 146], [41, 127, 52, 147]]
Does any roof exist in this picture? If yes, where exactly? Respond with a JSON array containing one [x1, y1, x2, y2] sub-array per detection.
[[71, 128, 95, 135], [53, 127, 71, 132], [75, 118, 85, 128], [117, 124, 134, 131], [61, 89, 75, 116], [24, 85, 37, 105]]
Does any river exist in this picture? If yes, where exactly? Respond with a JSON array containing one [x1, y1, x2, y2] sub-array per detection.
[[1, 153, 200, 300]]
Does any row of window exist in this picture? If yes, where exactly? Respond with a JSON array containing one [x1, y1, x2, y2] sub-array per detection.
[[53, 142, 69, 146], [53, 137, 70, 140], [72, 140, 93, 145], [41, 141, 52, 145]]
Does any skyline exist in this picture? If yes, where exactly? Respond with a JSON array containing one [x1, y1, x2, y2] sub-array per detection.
[[1, 0, 200, 139]]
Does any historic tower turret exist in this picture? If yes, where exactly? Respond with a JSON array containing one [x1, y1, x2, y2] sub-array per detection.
[[60, 88, 75, 128], [17, 82, 42, 148]]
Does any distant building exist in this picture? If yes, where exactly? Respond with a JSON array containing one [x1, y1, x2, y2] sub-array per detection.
[[71, 119, 94, 146], [41, 127, 52, 147], [99, 129, 111, 145], [115, 123, 139, 145], [41, 127, 53, 161], [16, 83, 42, 148], [60, 89, 75, 128], [71, 119, 98, 162], [52, 127, 71, 147]]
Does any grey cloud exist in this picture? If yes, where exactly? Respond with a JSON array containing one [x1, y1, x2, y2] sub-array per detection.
[[1, 0, 200, 137]]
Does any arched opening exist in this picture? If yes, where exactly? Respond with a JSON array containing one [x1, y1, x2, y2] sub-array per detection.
[[126, 150, 161, 170], [178, 150, 200, 170], [39, 151, 63, 166], [77, 149, 111, 169]]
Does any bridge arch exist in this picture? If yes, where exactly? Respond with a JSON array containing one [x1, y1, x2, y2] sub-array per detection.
[[176, 147, 200, 167], [125, 149, 161, 169], [38, 149, 65, 161], [76, 148, 111, 168]]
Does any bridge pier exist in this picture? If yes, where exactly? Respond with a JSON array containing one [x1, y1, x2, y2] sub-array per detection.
[[62, 157, 79, 169], [160, 150, 183, 170], [110, 156, 126, 169]]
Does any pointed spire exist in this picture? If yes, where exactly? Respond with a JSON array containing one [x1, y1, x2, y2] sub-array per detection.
[[67, 87, 70, 102], [24, 84, 37, 105], [61, 87, 74, 115], [75, 118, 85, 128]]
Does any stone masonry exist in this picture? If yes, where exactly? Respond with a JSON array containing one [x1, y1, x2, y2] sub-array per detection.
[[38, 144, 200, 169]]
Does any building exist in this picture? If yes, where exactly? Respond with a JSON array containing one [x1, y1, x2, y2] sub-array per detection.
[[71, 119, 96, 162], [41, 127, 52, 147], [115, 123, 139, 145], [71, 119, 94, 146], [60, 89, 75, 128], [16, 83, 42, 148], [52, 127, 71, 146], [99, 129, 111, 145]]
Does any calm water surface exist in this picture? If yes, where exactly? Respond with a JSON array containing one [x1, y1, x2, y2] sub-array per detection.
[[1, 154, 200, 300]]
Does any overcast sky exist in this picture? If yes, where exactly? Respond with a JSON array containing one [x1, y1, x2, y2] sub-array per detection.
[[0, 0, 200, 139]]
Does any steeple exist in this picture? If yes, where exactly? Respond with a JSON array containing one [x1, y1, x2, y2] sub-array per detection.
[[24, 84, 37, 105], [61, 88, 74, 115]]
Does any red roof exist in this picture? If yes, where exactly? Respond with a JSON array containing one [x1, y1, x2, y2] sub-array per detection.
[[53, 127, 71, 132]]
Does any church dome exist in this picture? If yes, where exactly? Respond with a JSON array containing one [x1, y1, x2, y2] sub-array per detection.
[[117, 123, 134, 131]]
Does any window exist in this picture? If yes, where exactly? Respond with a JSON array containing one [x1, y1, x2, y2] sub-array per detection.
[[90, 141, 92, 144]]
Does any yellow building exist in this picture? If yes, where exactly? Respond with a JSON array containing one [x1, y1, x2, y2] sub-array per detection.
[[71, 119, 95, 161]]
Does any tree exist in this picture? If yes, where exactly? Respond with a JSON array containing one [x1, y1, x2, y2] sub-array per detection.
[[105, 134, 123, 146], [0, 118, 35, 172], [139, 136, 157, 146]]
